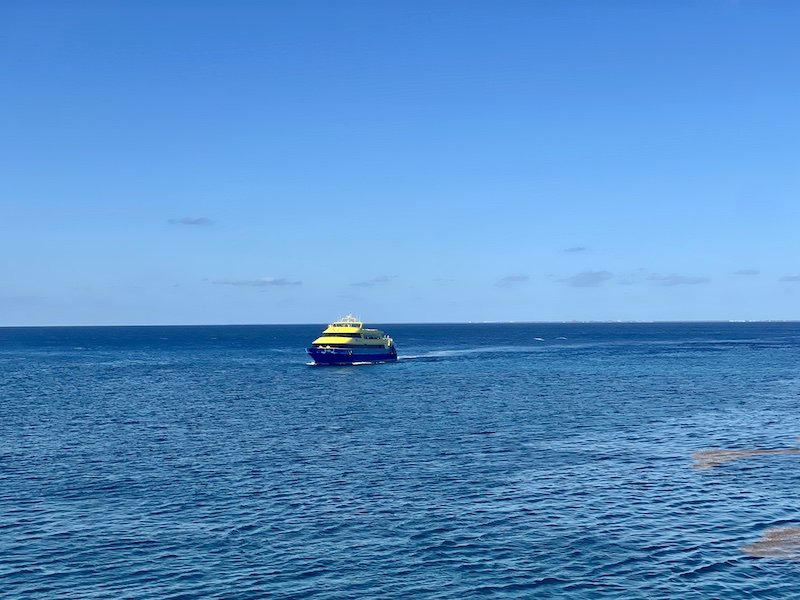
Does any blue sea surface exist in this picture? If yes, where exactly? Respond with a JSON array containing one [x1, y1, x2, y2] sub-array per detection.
[[2, 322, 800, 598]]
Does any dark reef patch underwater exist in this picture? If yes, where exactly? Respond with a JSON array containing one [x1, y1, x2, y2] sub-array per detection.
[[2, 322, 800, 598]]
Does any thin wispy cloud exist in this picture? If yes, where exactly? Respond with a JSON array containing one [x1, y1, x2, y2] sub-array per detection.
[[648, 273, 710, 286], [350, 276, 394, 287], [212, 277, 301, 287], [616, 270, 646, 286], [780, 274, 800, 282], [563, 246, 587, 253], [169, 217, 213, 226], [559, 270, 613, 287], [496, 274, 530, 287], [733, 269, 760, 275]]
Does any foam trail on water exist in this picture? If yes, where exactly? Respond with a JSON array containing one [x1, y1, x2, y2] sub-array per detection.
[[399, 345, 552, 361]]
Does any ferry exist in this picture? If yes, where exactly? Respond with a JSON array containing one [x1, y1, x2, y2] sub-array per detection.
[[307, 315, 397, 365]]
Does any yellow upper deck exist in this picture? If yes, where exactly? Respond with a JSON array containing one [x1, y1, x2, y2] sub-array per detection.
[[311, 314, 392, 347], [322, 314, 365, 334]]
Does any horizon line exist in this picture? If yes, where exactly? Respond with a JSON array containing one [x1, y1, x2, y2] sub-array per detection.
[[2, 319, 799, 329]]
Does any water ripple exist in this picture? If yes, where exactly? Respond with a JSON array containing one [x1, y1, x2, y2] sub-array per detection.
[[2, 323, 800, 598]]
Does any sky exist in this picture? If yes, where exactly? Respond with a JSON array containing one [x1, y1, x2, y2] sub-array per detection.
[[2, 0, 799, 325]]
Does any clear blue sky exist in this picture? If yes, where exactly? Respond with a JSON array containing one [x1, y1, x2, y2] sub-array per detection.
[[2, 0, 799, 325]]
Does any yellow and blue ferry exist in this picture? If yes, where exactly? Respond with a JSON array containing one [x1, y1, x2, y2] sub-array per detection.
[[307, 315, 397, 365]]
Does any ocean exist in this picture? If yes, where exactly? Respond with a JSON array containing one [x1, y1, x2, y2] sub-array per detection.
[[2, 322, 800, 598]]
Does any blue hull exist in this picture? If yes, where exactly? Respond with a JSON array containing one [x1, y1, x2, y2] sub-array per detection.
[[307, 346, 397, 365]]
